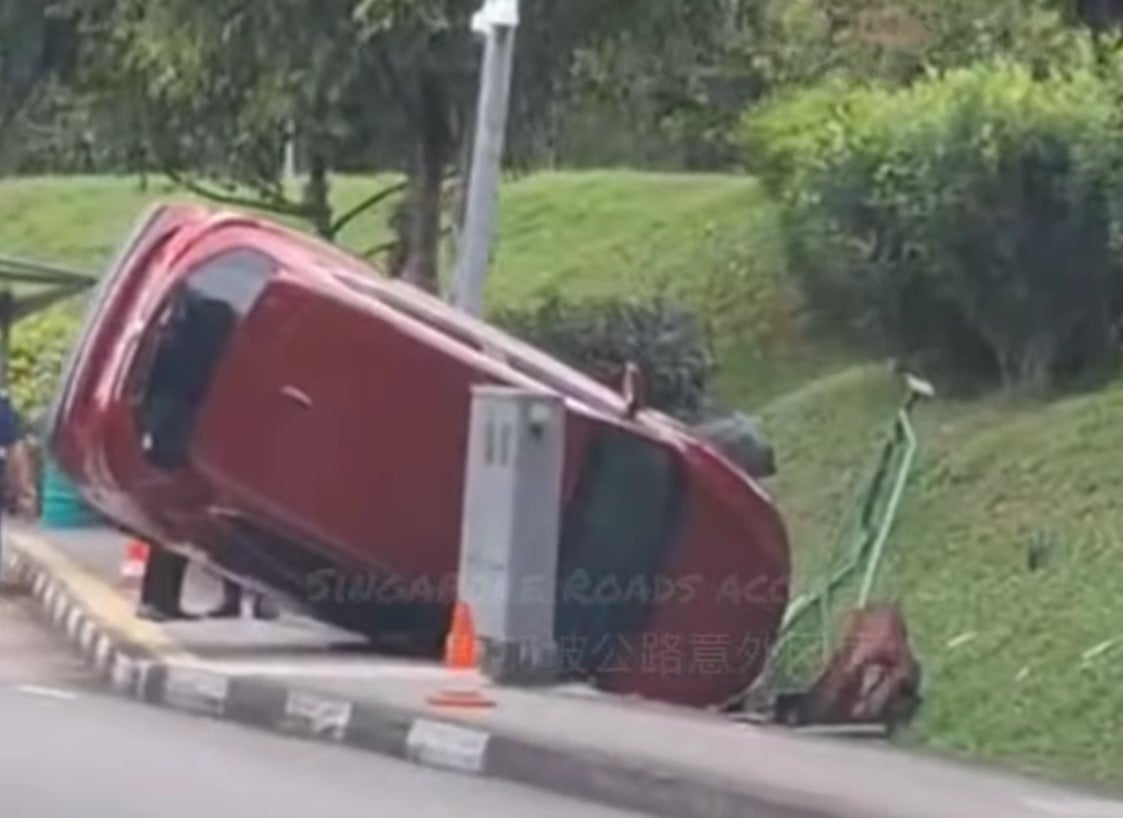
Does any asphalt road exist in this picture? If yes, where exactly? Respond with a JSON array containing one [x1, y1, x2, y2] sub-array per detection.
[[0, 590, 646, 818]]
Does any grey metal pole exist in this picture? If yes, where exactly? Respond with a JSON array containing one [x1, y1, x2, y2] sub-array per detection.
[[0, 293, 12, 589], [451, 0, 520, 318], [283, 119, 298, 193]]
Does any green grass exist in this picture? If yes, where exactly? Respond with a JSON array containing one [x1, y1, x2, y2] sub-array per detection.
[[760, 364, 1123, 787], [3, 170, 1123, 785], [887, 384, 1123, 786], [0, 173, 395, 269]]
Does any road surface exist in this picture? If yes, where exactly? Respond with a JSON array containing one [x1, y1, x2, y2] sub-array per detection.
[[0, 590, 646, 818]]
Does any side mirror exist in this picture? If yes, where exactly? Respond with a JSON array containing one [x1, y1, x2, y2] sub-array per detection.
[[620, 363, 647, 418]]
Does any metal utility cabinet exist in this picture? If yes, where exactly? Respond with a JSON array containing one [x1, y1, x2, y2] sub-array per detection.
[[457, 385, 564, 685]]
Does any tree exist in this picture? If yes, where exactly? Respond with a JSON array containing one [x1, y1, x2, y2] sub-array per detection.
[[76, 0, 731, 294], [0, 0, 81, 169], [1072, 0, 1123, 29], [75, 0, 400, 239], [732, 0, 1079, 88]]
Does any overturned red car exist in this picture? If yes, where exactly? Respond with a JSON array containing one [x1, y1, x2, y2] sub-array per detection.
[[47, 203, 791, 707]]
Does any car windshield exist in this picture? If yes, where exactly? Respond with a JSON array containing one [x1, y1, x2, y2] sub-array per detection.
[[556, 425, 685, 668], [131, 248, 274, 469]]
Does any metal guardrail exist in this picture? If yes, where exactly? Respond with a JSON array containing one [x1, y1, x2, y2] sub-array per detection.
[[0, 255, 97, 323], [0, 255, 95, 287], [778, 373, 934, 642]]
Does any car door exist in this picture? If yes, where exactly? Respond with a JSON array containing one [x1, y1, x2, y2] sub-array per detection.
[[190, 274, 480, 585]]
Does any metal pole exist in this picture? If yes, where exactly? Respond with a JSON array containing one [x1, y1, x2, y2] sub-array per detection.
[[283, 119, 298, 194], [451, 0, 520, 318], [858, 411, 917, 607], [0, 292, 12, 587]]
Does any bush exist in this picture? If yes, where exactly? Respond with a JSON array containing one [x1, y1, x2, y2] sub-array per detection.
[[9, 309, 80, 428], [740, 0, 1082, 90], [492, 294, 717, 421], [744, 56, 1123, 390]]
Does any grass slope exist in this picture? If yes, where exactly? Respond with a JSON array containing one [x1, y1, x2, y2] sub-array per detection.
[[763, 365, 1123, 787], [2, 171, 1121, 784]]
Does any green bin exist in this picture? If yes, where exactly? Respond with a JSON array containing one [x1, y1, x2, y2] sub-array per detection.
[[41, 458, 101, 529]]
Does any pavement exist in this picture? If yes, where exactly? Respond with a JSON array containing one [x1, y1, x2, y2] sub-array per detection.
[[7, 521, 1123, 818], [0, 585, 646, 818]]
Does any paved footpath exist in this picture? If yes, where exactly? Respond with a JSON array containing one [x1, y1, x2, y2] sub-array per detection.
[[6, 522, 1123, 818]]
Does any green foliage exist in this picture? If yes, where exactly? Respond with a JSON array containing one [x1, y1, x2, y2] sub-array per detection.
[[735, 0, 1083, 88], [9, 307, 80, 423], [492, 294, 717, 421], [67, 0, 736, 291], [754, 363, 1123, 784], [745, 56, 1123, 389], [0, 0, 81, 170]]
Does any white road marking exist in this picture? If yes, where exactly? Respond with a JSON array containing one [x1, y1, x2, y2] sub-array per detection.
[[16, 685, 79, 701]]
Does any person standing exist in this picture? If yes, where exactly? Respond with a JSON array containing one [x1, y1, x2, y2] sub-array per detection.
[[211, 578, 280, 620], [137, 546, 280, 622], [0, 391, 37, 518], [136, 546, 195, 622]]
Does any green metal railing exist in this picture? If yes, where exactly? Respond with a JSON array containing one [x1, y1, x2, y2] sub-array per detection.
[[738, 373, 934, 708]]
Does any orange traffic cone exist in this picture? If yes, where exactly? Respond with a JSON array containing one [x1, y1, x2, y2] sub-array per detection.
[[427, 601, 495, 710], [118, 539, 149, 590], [444, 600, 478, 670]]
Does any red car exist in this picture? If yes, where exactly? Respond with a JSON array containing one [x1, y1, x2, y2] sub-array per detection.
[[48, 203, 791, 707]]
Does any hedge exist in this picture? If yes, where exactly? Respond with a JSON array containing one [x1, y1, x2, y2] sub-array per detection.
[[744, 56, 1123, 390], [493, 294, 717, 421], [9, 309, 79, 428]]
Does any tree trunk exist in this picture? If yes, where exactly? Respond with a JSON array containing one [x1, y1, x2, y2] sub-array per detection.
[[400, 69, 452, 295], [303, 143, 333, 240], [1077, 0, 1123, 29], [445, 115, 475, 264]]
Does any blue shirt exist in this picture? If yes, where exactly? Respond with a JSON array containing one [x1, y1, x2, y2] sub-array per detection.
[[0, 394, 22, 451]]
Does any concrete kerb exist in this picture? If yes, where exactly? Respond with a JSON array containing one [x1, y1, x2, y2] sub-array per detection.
[[3, 529, 844, 818]]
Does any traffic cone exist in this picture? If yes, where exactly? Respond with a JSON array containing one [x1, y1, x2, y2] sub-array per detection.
[[444, 600, 478, 670], [427, 601, 495, 710], [118, 539, 149, 590]]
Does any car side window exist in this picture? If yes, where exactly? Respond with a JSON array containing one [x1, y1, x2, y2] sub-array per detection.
[[134, 248, 275, 470]]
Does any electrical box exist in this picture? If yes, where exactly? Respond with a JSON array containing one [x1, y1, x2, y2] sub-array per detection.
[[457, 385, 564, 685]]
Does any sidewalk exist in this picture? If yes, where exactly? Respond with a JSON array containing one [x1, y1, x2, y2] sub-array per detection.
[[6, 522, 1123, 818]]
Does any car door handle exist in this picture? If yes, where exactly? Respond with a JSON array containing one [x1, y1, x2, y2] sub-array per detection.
[[280, 385, 312, 408]]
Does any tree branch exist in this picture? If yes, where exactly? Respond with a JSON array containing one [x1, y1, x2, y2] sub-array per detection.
[[362, 222, 454, 262], [0, 71, 45, 152], [163, 165, 308, 219], [361, 238, 401, 260], [328, 178, 410, 238]]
